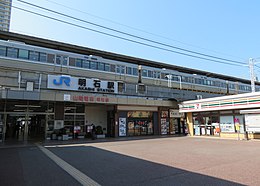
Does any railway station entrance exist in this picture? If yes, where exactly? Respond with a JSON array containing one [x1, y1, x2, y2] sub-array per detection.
[[0, 100, 52, 142], [5, 113, 46, 142]]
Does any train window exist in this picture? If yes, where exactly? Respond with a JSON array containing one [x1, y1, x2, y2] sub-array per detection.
[[110, 64, 115, 72], [97, 62, 105, 71], [82, 60, 89, 68], [229, 84, 235, 89], [75, 59, 82, 67], [126, 67, 132, 75], [6, 47, 18, 58], [56, 55, 68, 65], [207, 80, 212, 86], [69, 57, 76, 66], [153, 71, 160, 79], [220, 82, 226, 88], [0, 46, 6, 56], [116, 65, 125, 74], [161, 72, 167, 79], [105, 63, 110, 71], [18, 49, 29, 59], [46, 54, 54, 63], [133, 68, 138, 76], [148, 70, 153, 78], [173, 76, 181, 82], [90, 61, 97, 70], [29, 51, 39, 61], [39, 53, 47, 62], [195, 78, 202, 84], [142, 69, 148, 77]]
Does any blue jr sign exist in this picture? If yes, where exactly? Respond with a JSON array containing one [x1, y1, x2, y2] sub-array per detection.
[[53, 76, 71, 86]]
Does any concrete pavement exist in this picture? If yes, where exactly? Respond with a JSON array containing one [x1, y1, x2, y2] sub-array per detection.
[[1, 136, 260, 185]]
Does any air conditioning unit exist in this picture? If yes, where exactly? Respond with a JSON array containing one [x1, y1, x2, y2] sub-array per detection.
[[196, 95, 203, 100]]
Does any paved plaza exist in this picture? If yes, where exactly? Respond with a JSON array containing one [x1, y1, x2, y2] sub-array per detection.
[[1, 136, 260, 185]]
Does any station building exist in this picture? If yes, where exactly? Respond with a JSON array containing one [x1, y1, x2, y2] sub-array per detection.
[[0, 31, 256, 142]]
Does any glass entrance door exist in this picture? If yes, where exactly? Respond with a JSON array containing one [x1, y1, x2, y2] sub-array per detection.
[[5, 114, 45, 141]]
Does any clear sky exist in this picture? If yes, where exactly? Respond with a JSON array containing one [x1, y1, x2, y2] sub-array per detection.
[[9, 0, 260, 80]]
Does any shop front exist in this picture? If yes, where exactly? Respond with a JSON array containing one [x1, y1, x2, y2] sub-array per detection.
[[160, 109, 186, 135], [179, 91, 260, 139], [117, 106, 159, 137]]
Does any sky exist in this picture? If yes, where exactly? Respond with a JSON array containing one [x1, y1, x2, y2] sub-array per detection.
[[9, 0, 260, 80]]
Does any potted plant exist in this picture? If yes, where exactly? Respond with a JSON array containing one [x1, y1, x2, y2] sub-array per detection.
[[95, 125, 105, 139]]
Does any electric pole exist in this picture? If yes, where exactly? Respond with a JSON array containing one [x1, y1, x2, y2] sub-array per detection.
[[249, 58, 255, 92]]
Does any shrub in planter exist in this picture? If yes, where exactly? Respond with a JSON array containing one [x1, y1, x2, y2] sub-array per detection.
[[95, 125, 103, 135]]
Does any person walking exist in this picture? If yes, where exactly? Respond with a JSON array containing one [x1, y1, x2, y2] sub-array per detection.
[[91, 124, 96, 140]]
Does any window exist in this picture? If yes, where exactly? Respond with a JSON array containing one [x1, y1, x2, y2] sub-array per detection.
[[7, 47, 18, 58], [46, 54, 54, 63], [105, 63, 110, 71], [220, 116, 235, 133], [142, 69, 148, 77], [133, 68, 138, 76], [82, 60, 89, 68], [90, 61, 97, 69], [39, 53, 47, 62], [110, 64, 115, 72], [126, 67, 132, 75], [118, 82, 125, 93], [148, 70, 153, 78], [56, 55, 68, 65], [153, 71, 160, 79], [116, 65, 125, 74], [97, 62, 105, 71], [69, 57, 76, 66], [75, 59, 82, 67], [0, 46, 6, 56], [18, 49, 29, 59], [29, 51, 39, 61]]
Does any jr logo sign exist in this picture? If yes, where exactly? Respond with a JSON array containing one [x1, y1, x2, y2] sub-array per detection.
[[53, 76, 71, 86]]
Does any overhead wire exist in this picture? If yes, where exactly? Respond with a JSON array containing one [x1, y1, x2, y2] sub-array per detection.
[[42, 0, 245, 61], [16, 0, 246, 66]]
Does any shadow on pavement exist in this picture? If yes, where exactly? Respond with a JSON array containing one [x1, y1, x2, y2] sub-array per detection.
[[48, 145, 243, 186]]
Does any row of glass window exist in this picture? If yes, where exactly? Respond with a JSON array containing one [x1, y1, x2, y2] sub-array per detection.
[[0, 45, 253, 91]]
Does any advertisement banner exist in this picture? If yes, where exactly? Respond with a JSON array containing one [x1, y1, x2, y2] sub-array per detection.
[[119, 118, 126, 136]]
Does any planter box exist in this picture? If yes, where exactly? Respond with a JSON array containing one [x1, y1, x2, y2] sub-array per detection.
[[62, 134, 69, 140], [96, 134, 105, 139]]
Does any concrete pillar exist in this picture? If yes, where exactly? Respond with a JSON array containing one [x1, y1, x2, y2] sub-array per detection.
[[186, 112, 194, 136]]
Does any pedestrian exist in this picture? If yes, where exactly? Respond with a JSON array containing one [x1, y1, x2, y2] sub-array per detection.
[[91, 124, 96, 140]]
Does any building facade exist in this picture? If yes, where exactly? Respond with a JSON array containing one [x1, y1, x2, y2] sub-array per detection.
[[179, 91, 260, 139], [0, 0, 12, 31], [0, 31, 257, 143]]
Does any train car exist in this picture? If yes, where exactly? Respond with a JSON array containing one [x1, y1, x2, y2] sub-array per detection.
[[0, 39, 257, 96]]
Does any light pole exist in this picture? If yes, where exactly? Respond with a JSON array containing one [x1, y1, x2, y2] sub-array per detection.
[[249, 58, 256, 92]]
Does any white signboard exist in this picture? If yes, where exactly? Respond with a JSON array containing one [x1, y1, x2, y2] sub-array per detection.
[[48, 75, 78, 90], [169, 109, 184, 118], [54, 120, 64, 129], [48, 75, 118, 93], [245, 114, 260, 132], [64, 94, 71, 101]]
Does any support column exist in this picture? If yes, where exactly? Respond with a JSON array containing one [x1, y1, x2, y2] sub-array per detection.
[[186, 113, 194, 136]]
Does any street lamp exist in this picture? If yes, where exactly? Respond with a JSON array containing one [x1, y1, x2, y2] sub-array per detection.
[[138, 65, 142, 83]]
